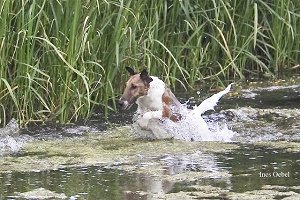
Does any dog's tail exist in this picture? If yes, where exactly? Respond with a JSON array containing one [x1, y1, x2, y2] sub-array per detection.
[[191, 84, 233, 115]]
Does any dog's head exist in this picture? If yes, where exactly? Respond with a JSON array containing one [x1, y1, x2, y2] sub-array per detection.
[[118, 67, 153, 110]]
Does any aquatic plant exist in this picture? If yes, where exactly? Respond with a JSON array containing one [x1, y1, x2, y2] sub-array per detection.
[[0, 0, 299, 125]]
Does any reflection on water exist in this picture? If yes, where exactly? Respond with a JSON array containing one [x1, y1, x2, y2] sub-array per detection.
[[217, 145, 300, 193], [1, 167, 142, 199], [0, 145, 299, 199]]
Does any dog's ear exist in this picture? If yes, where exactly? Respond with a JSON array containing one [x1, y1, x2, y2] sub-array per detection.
[[140, 69, 153, 84], [125, 67, 136, 76]]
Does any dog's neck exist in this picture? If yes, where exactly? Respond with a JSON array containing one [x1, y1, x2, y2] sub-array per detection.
[[136, 76, 165, 114]]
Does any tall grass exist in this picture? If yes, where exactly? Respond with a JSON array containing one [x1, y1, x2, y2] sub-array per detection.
[[0, 0, 299, 126]]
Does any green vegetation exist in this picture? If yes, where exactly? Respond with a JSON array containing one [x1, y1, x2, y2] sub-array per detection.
[[0, 0, 299, 126]]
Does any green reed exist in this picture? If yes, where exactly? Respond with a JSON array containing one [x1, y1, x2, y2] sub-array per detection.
[[0, 0, 299, 126]]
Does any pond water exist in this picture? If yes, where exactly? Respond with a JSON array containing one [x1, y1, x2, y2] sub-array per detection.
[[0, 80, 299, 199], [1, 145, 299, 199]]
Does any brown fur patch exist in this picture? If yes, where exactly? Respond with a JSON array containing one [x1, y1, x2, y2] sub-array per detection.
[[162, 90, 181, 122], [119, 74, 150, 105]]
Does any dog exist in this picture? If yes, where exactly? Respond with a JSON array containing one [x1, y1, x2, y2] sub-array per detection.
[[118, 67, 184, 137], [119, 67, 233, 141]]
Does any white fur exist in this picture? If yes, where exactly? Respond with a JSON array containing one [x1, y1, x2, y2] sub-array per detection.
[[136, 76, 165, 114], [135, 76, 166, 130]]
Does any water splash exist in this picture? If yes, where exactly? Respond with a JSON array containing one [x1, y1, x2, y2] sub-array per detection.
[[132, 84, 236, 142], [0, 119, 32, 155]]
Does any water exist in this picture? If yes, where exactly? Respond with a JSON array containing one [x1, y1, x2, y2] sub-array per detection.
[[1, 167, 141, 199], [0, 119, 32, 156], [0, 81, 300, 199], [1, 145, 299, 199], [217, 145, 300, 192]]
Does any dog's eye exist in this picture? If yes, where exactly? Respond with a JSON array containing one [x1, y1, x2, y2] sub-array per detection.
[[131, 84, 137, 89]]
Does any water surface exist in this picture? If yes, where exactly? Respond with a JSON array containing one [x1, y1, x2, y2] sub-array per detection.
[[0, 81, 299, 199]]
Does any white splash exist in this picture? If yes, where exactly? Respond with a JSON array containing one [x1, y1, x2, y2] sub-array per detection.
[[0, 118, 32, 155], [132, 84, 236, 142]]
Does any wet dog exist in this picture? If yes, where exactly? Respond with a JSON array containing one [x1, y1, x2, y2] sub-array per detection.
[[119, 67, 233, 141], [119, 67, 182, 138]]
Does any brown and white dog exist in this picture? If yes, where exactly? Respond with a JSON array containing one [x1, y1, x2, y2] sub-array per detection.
[[119, 67, 234, 141], [119, 67, 182, 132]]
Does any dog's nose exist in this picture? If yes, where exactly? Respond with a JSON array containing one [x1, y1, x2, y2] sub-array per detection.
[[118, 100, 124, 107]]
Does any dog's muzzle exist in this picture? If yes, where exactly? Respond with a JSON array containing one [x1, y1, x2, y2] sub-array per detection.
[[118, 99, 131, 110]]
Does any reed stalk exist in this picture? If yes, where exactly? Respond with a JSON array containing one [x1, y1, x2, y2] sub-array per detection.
[[0, 0, 299, 126]]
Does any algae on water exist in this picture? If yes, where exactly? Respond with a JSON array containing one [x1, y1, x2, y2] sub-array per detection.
[[0, 126, 239, 173], [0, 124, 299, 199], [16, 188, 67, 199]]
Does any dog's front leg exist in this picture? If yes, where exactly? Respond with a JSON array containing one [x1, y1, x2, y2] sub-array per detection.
[[143, 111, 163, 119], [137, 111, 162, 129]]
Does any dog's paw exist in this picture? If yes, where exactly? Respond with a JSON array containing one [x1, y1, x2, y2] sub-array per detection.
[[137, 118, 149, 129], [143, 111, 162, 119]]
